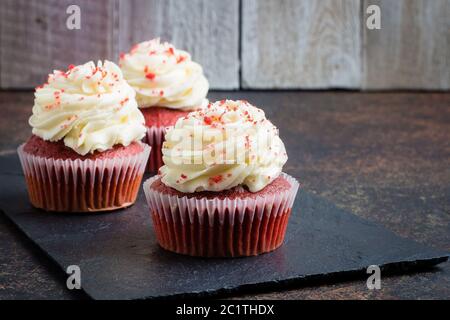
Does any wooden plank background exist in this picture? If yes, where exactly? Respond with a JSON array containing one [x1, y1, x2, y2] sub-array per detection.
[[0, 0, 116, 89], [362, 0, 449, 90], [0, 0, 448, 90]]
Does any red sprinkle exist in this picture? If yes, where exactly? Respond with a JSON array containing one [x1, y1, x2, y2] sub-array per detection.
[[68, 64, 75, 70], [203, 116, 213, 125], [145, 73, 156, 80], [176, 55, 186, 64], [180, 174, 187, 179], [166, 47, 175, 55], [209, 175, 223, 184]]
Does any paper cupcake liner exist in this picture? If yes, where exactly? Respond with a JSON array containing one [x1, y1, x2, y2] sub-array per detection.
[[17, 143, 150, 212], [143, 126, 166, 173], [143, 173, 299, 257]]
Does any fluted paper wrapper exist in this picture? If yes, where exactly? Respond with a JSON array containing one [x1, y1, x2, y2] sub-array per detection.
[[143, 126, 166, 173], [143, 173, 299, 257], [17, 143, 150, 212]]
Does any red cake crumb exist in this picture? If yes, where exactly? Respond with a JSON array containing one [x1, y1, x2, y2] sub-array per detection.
[[140, 107, 190, 127], [23, 135, 144, 160], [150, 175, 291, 200]]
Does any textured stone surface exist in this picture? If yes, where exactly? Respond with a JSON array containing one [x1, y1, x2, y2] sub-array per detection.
[[0, 159, 447, 299], [0, 90, 449, 299]]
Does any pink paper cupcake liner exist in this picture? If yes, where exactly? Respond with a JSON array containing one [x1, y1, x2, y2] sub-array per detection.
[[143, 173, 300, 257], [17, 143, 151, 212], [143, 126, 166, 173]]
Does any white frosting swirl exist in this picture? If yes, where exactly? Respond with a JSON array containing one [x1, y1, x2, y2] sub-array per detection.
[[160, 100, 288, 193], [119, 38, 209, 110], [29, 60, 146, 155]]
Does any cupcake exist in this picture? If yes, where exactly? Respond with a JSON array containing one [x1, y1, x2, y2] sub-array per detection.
[[18, 61, 150, 212], [143, 100, 299, 257], [119, 38, 209, 172]]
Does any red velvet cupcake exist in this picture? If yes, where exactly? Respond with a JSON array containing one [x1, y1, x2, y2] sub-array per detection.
[[143, 100, 299, 257], [120, 39, 209, 172], [140, 107, 191, 171], [18, 61, 150, 212]]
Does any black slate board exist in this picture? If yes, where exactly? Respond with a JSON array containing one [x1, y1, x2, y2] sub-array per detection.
[[0, 154, 448, 300]]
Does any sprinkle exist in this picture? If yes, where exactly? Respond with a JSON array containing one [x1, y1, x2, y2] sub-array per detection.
[[119, 53, 125, 59], [203, 116, 212, 125], [159, 90, 164, 96], [145, 73, 156, 80], [120, 97, 129, 106], [68, 64, 75, 70], [176, 55, 186, 64], [166, 47, 175, 55], [209, 175, 223, 184], [180, 174, 187, 179]]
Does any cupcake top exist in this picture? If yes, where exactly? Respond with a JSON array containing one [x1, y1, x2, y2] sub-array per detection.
[[159, 100, 288, 193], [29, 60, 146, 155], [119, 38, 209, 110]]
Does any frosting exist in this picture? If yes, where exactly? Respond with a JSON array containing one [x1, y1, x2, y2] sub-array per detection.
[[159, 100, 288, 193], [29, 60, 146, 155], [119, 38, 209, 110]]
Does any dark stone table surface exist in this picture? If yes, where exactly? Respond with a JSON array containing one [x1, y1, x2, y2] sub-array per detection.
[[0, 90, 448, 300]]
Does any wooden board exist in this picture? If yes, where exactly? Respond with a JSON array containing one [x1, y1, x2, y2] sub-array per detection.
[[0, 0, 116, 89], [362, 0, 450, 90], [117, 0, 240, 90], [241, 0, 361, 89]]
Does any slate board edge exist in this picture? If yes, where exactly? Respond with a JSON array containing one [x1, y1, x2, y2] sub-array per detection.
[[0, 208, 92, 299], [1, 208, 448, 300]]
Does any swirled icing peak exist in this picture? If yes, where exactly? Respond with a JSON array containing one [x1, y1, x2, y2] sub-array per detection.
[[159, 100, 288, 193], [119, 38, 209, 110], [29, 60, 146, 155]]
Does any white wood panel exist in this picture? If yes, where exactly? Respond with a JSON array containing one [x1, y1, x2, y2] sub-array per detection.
[[362, 0, 450, 90], [117, 0, 240, 89], [0, 0, 116, 88], [241, 0, 361, 89]]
